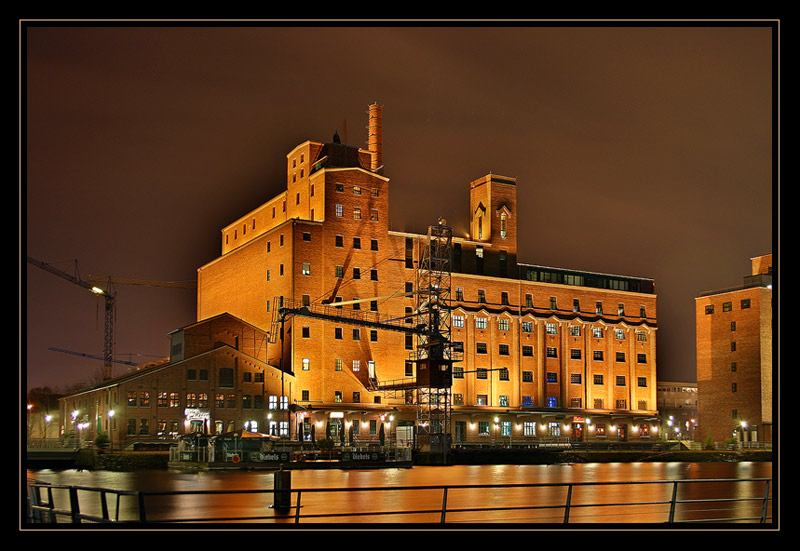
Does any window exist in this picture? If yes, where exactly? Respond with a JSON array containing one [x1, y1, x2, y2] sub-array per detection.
[[741, 298, 751, 309], [353, 237, 361, 249], [525, 294, 533, 308], [478, 289, 486, 303], [593, 374, 604, 385], [569, 325, 581, 337], [596, 301, 603, 314], [593, 327, 603, 338], [705, 305, 714, 315], [335, 265, 343, 278], [499, 368, 509, 381], [570, 349, 581, 360], [637, 353, 647, 364], [334, 327, 343, 340], [302, 232, 311, 241], [453, 315, 465, 328], [573, 299, 580, 312], [522, 371, 533, 383], [522, 321, 533, 332], [501, 291, 509, 305], [370, 269, 378, 281], [616, 352, 626, 362], [302, 358, 310, 371], [498, 318, 509, 331], [636, 330, 647, 342], [352, 360, 360, 372], [335, 391, 343, 403], [371, 239, 378, 251], [455, 287, 464, 301], [593, 350, 604, 361], [352, 328, 361, 341], [723, 302, 732, 312], [570, 373, 582, 384], [335, 204, 343, 217], [353, 207, 361, 220], [499, 344, 509, 356], [335, 359, 343, 372], [550, 297, 557, 310], [370, 330, 378, 342], [477, 368, 488, 379], [219, 368, 234, 387], [616, 375, 626, 386], [353, 185, 361, 195], [353, 267, 360, 279], [335, 234, 343, 247], [732, 382, 738, 393], [637, 377, 648, 388], [302, 262, 311, 275], [546, 323, 557, 335], [475, 317, 487, 330], [476, 342, 487, 354], [302, 326, 310, 338], [522, 345, 533, 357], [615, 329, 625, 340], [371, 209, 379, 221], [546, 347, 557, 358], [618, 303, 625, 316]]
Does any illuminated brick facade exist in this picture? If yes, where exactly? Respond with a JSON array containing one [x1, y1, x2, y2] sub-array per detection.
[[197, 105, 660, 445], [696, 254, 773, 444]]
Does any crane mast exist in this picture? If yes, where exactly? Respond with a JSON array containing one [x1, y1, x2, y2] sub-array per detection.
[[27, 256, 116, 380]]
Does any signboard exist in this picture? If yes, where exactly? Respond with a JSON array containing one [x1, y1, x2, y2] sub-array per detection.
[[256, 451, 291, 462], [341, 451, 385, 462]]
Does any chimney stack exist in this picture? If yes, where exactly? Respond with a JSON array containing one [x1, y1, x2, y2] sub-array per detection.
[[368, 103, 383, 172]]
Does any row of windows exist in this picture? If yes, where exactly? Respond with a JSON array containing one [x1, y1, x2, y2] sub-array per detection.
[[452, 394, 649, 410], [334, 183, 380, 197], [456, 315, 648, 341], [185, 369, 266, 384], [704, 298, 752, 314], [301, 358, 376, 373], [455, 288, 649, 318], [126, 391, 287, 410], [334, 204, 380, 221], [451, 366, 648, 387], [462, 340, 648, 362], [457, 420, 651, 438]]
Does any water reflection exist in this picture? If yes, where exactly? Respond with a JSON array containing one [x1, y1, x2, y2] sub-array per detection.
[[26, 462, 772, 525]]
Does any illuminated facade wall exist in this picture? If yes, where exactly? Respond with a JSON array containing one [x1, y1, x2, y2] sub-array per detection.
[[196, 106, 660, 444], [696, 254, 772, 444], [58, 313, 293, 448]]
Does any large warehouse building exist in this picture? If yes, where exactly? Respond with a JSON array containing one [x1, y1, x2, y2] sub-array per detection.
[[59, 104, 660, 451]]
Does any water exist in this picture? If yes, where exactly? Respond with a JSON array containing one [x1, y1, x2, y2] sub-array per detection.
[[26, 462, 773, 525]]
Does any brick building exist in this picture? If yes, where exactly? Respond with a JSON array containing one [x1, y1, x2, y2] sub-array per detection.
[[58, 313, 294, 449], [57, 104, 660, 450], [696, 254, 773, 444], [197, 104, 660, 447]]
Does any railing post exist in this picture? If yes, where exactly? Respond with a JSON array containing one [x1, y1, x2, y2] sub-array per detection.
[[760, 480, 771, 523], [68, 487, 81, 523], [294, 490, 302, 523], [441, 487, 448, 523], [668, 481, 680, 523], [563, 484, 573, 523], [100, 490, 110, 522], [137, 491, 147, 522]]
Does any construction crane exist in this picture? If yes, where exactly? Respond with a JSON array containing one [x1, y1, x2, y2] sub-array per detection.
[[274, 219, 457, 461], [48, 347, 138, 367], [28, 256, 197, 381], [27, 256, 117, 380]]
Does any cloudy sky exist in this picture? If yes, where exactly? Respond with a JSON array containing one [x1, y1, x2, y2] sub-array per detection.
[[23, 22, 776, 392]]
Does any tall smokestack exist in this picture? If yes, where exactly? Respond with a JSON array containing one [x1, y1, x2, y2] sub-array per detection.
[[368, 103, 383, 172]]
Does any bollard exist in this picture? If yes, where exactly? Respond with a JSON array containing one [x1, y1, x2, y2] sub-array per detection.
[[273, 468, 292, 513]]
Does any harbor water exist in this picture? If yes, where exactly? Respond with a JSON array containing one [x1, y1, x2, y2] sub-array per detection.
[[26, 461, 773, 525]]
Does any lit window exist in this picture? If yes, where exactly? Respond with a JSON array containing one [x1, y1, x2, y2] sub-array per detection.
[[335, 204, 343, 217], [302, 262, 311, 275], [302, 358, 310, 371], [476, 317, 487, 330]]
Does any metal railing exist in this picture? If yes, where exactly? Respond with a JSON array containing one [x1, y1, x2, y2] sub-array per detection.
[[27, 477, 772, 525]]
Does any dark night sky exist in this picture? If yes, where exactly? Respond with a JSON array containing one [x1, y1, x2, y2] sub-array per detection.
[[22, 23, 776, 393]]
